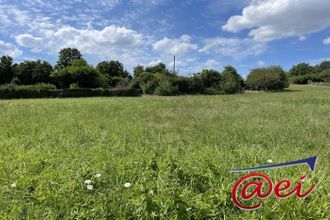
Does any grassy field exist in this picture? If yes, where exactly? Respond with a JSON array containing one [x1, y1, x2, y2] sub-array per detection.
[[0, 85, 329, 219]]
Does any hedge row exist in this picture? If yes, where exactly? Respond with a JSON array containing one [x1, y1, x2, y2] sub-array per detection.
[[0, 88, 142, 99]]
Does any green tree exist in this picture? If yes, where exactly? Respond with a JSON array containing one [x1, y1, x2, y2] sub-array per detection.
[[289, 63, 314, 76], [0, 56, 14, 84], [315, 61, 330, 73], [246, 66, 289, 91], [96, 60, 129, 78], [145, 63, 167, 74], [15, 60, 53, 85], [221, 65, 244, 94], [51, 59, 105, 88], [55, 48, 84, 69], [134, 65, 144, 78], [197, 69, 222, 88]]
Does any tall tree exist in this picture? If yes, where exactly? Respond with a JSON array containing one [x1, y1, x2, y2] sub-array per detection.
[[0, 56, 14, 84], [133, 65, 144, 78], [52, 59, 104, 89], [145, 63, 167, 74], [289, 63, 314, 76], [221, 65, 244, 93], [315, 61, 330, 73], [96, 60, 129, 78], [15, 60, 53, 85], [55, 48, 83, 69]]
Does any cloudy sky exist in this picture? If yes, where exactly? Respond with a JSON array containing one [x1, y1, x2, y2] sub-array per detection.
[[0, 0, 329, 75]]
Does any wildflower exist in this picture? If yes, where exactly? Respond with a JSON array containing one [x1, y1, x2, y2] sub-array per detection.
[[186, 207, 192, 211], [95, 173, 102, 178], [124, 182, 132, 188], [149, 190, 154, 195], [84, 179, 92, 185], [86, 185, 93, 190], [267, 159, 273, 164], [11, 183, 17, 188]]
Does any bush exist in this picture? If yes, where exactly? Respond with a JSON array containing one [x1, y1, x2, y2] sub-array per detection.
[[319, 69, 330, 83], [0, 85, 142, 99], [0, 83, 56, 90], [290, 71, 329, 84], [155, 80, 178, 96], [246, 66, 289, 91], [138, 73, 160, 94]]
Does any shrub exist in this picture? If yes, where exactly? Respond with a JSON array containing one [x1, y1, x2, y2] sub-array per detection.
[[173, 77, 191, 94], [0, 86, 142, 99], [246, 66, 289, 91], [155, 80, 178, 96], [138, 73, 160, 94], [320, 69, 330, 83], [197, 69, 222, 88], [0, 83, 56, 90]]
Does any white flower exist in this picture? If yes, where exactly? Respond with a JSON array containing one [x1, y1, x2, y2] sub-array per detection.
[[84, 179, 92, 185], [149, 190, 154, 195], [95, 173, 102, 178], [124, 182, 132, 188], [11, 183, 17, 188], [267, 159, 273, 164], [86, 185, 93, 190], [186, 207, 192, 211]]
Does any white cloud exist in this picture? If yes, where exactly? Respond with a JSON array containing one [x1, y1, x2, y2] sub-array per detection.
[[153, 35, 198, 55], [0, 40, 23, 57], [16, 25, 144, 57], [299, 36, 307, 41], [222, 0, 330, 42], [199, 37, 266, 59], [204, 59, 221, 69], [323, 37, 330, 45], [257, 60, 266, 66]]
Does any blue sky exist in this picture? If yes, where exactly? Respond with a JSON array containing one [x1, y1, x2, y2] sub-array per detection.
[[0, 0, 329, 76]]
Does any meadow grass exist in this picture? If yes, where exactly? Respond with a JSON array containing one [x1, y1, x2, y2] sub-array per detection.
[[0, 85, 329, 219]]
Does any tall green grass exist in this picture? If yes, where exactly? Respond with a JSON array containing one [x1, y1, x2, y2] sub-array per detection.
[[0, 85, 329, 218]]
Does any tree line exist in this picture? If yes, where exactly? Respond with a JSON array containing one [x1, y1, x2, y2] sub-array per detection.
[[0, 47, 329, 97]]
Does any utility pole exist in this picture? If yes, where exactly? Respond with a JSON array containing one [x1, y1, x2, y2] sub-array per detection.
[[173, 55, 176, 73]]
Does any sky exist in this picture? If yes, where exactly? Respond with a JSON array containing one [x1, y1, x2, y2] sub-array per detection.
[[0, 0, 329, 76]]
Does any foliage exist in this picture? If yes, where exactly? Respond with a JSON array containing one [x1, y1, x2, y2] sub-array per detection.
[[290, 60, 330, 84], [133, 65, 144, 78], [0, 56, 15, 84], [246, 66, 289, 91], [315, 61, 330, 73], [0, 83, 56, 90], [220, 66, 244, 94], [0, 85, 328, 219], [155, 79, 178, 96], [51, 59, 104, 89], [14, 60, 53, 85], [138, 73, 160, 94], [289, 63, 315, 76], [0, 85, 141, 99], [145, 63, 168, 74], [197, 69, 222, 88], [96, 60, 130, 78], [55, 48, 84, 69]]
